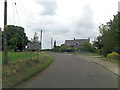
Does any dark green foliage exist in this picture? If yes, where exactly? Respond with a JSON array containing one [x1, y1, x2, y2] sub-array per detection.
[[93, 36, 103, 55], [61, 44, 65, 47], [2, 25, 29, 51], [52, 44, 76, 52], [60, 45, 67, 52], [42, 49, 51, 51], [54, 40, 56, 48], [52, 46, 60, 52], [117, 12, 120, 54], [102, 14, 119, 56], [93, 14, 120, 57]]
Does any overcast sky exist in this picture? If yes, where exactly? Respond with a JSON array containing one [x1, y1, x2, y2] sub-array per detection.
[[0, 0, 119, 49]]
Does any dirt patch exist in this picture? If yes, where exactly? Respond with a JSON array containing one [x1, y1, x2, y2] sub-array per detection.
[[2, 58, 40, 77]]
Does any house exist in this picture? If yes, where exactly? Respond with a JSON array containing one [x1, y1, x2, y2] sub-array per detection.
[[65, 38, 90, 49], [27, 43, 41, 51]]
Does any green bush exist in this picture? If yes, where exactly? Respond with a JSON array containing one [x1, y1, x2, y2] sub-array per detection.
[[81, 42, 96, 53], [107, 52, 120, 60], [102, 46, 111, 57]]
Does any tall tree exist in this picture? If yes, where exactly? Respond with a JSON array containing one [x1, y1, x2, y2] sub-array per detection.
[[54, 40, 56, 48], [102, 14, 119, 56], [31, 32, 39, 43], [2, 25, 29, 51], [93, 14, 119, 56], [93, 36, 103, 55]]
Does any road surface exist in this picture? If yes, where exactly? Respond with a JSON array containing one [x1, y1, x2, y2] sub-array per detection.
[[25, 53, 118, 88]]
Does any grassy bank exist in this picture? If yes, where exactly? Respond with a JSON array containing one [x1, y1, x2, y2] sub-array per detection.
[[2, 51, 38, 64], [2, 53, 54, 88]]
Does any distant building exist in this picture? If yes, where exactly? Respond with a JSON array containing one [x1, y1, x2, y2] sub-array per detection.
[[27, 43, 41, 51], [65, 38, 90, 49]]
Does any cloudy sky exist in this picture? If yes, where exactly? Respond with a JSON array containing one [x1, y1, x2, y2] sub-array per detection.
[[0, 0, 119, 49]]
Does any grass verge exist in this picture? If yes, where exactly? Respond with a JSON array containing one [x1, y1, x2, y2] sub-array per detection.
[[72, 52, 98, 56], [73, 51, 120, 64], [2, 53, 54, 88], [100, 58, 120, 65], [2, 51, 38, 64]]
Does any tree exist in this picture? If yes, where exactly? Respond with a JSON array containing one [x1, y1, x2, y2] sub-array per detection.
[[2, 25, 29, 51], [81, 42, 96, 53], [52, 46, 60, 52], [102, 14, 119, 56], [93, 14, 119, 56], [31, 32, 39, 43], [60, 45, 67, 52], [61, 44, 65, 47], [54, 40, 56, 48], [93, 35, 104, 55]]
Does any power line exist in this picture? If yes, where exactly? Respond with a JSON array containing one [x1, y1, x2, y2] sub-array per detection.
[[12, 0, 15, 24], [11, 0, 21, 25], [14, 2, 21, 25]]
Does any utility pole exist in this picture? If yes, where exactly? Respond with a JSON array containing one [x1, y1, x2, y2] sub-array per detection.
[[4, 0, 8, 64], [40, 30, 42, 50], [51, 38, 53, 49]]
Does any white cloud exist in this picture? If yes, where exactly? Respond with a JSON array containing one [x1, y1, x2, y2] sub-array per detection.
[[0, 0, 119, 49], [39, 2, 57, 15]]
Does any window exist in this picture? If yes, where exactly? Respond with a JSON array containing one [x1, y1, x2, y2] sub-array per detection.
[[76, 43, 78, 45]]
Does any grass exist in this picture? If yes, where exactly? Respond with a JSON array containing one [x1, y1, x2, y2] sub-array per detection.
[[95, 56, 105, 58], [100, 58, 120, 64], [72, 51, 98, 56], [71, 51, 120, 64], [2, 53, 54, 88], [0, 51, 2, 64], [2, 51, 38, 64]]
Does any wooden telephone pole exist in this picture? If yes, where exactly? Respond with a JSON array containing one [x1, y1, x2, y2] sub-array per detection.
[[40, 30, 42, 50], [51, 38, 53, 49], [4, 0, 8, 64]]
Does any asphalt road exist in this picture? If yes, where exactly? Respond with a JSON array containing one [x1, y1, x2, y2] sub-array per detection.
[[25, 53, 118, 88]]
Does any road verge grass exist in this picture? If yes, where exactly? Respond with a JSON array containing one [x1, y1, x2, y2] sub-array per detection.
[[2, 51, 38, 64], [2, 53, 54, 88], [100, 58, 120, 64], [74, 52, 119, 64]]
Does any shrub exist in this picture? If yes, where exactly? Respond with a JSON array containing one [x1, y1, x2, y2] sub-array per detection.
[[81, 42, 96, 53], [102, 46, 111, 57], [107, 52, 120, 60]]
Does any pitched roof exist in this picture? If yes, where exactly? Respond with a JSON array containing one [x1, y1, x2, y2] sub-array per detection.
[[65, 39, 89, 45], [27, 43, 41, 50]]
